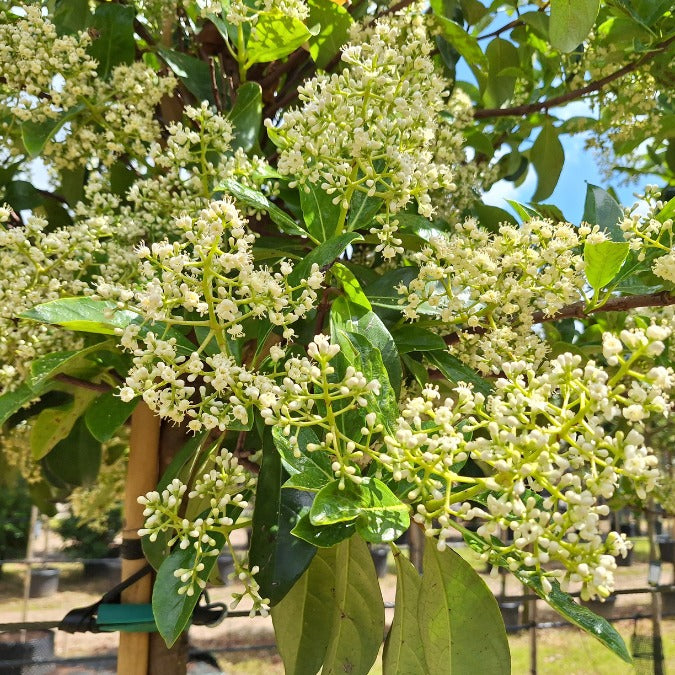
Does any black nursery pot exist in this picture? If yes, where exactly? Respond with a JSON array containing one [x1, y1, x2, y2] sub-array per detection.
[[0, 630, 55, 675], [657, 536, 675, 564], [370, 546, 389, 578], [82, 557, 122, 584], [28, 568, 59, 598], [498, 602, 522, 633], [217, 553, 235, 585]]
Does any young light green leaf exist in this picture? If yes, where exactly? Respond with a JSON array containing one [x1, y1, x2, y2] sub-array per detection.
[[321, 536, 385, 675], [245, 11, 312, 66], [299, 181, 342, 242], [273, 426, 334, 492], [331, 263, 372, 312], [307, 0, 353, 69], [419, 545, 510, 674], [272, 545, 338, 675], [310, 478, 410, 543], [584, 240, 630, 290], [530, 122, 564, 202], [84, 390, 137, 442], [550, 0, 600, 53], [153, 534, 223, 647], [229, 82, 263, 151], [288, 231, 363, 286], [383, 548, 428, 675], [435, 16, 488, 76]]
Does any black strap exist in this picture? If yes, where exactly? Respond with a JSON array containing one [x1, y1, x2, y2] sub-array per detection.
[[120, 537, 146, 561]]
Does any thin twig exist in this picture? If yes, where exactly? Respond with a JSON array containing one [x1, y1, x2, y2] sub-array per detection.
[[54, 373, 112, 393], [475, 35, 675, 120], [208, 57, 223, 111]]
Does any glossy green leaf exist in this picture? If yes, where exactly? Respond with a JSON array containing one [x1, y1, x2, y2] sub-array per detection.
[[153, 534, 223, 647], [426, 350, 493, 397], [31, 389, 98, 460], [246, 11, 312, 66], [0, 382, 52, 427], [42, 416, 101, 488], [218, 178, 309, 239], [391, 326, 446, 354], [21, 105, 85, 157], [28, 341, 114, 388], [346, 190, 382, 231], [291, 512, 356, 548], [530, 122, 564, 202], [4, 180, 43, 211], [584, 241, 630, 290], [419, 545, 510, 674], [300, 182, 342, 242], [364, 267, 420, 313], [250, 433, 317, 605], [288, 231, 363, 286], [229, 82, 263, 151], [157, 48, 214, 104], [351, 312, 401, 395], [273, 426, 333, 492], [435, 17, 488, 76], [383, 548, 427, 675], [310, 478, 410, 543], [307, 0, 353, 69], [272, 545, 337, 675], [402, 353, 429, 388], [583, 184, 625, 241], [322, 536, 385, 675], [21, 298, 194, 351], [84, 390, 137, 442], [88, 3, 136, 78], [550, 0, 600, 53]]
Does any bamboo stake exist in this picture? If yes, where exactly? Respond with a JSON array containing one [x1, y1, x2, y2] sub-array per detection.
[[118, 402, 161, 675]]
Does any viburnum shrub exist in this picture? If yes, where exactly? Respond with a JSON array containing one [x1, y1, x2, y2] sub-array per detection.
[[0, 0, 673, 672]]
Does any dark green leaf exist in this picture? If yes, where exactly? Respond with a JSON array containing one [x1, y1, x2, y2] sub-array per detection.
[[530, 122, 564, 202], [307, 0, 353, 69], [300, 182, 342, 242], [484, 38, 519, 107], [391, 326, 446, 354], [364, 267, 419, 313], [347, 190, 382, 231], [321, 536, 385, 675], [157, 48, 214, 104], [21, 105, 85, 157], [435, 17, 488, 76], [271, 545, 337, 675], [249, 433, 317, 605], [28, 341, 114, 388], [4, 181, 43, 211], [288, 231, 363, 286], [229, 82, 262, 151], [89, 3, 136, 78], [583, 184, 624, 241], [30, 389, 98, 460], [273, 426, 334, 492], [426, 350, 493, 397], [84, 390, 137, 442], [246, 11, 312, 66], [550, 0, 600, 53], [383, 548, 427, 675], [218, 178, 309, 239], [584, 241, 630, 290], [419, 544, 510, 674], [42, 416, 101, 488], [0, 382, 52, 427], [153, 534, 223, 647], [291, 512, 356, 547], [54, 0, 91, 34]]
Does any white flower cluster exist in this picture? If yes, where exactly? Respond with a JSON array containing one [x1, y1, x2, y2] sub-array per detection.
[[260, 334, 382, 485], [619, 186, 674, 284], [101, 199, 323, 430], [225, 0, 309, 26], [399, 218, 602, 373], [378, 328, 673, 599], [268, 13, 455, 221], [0, 206, 110, 391], [0, 7, 176, 170], [138, 446, 268, 614]]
